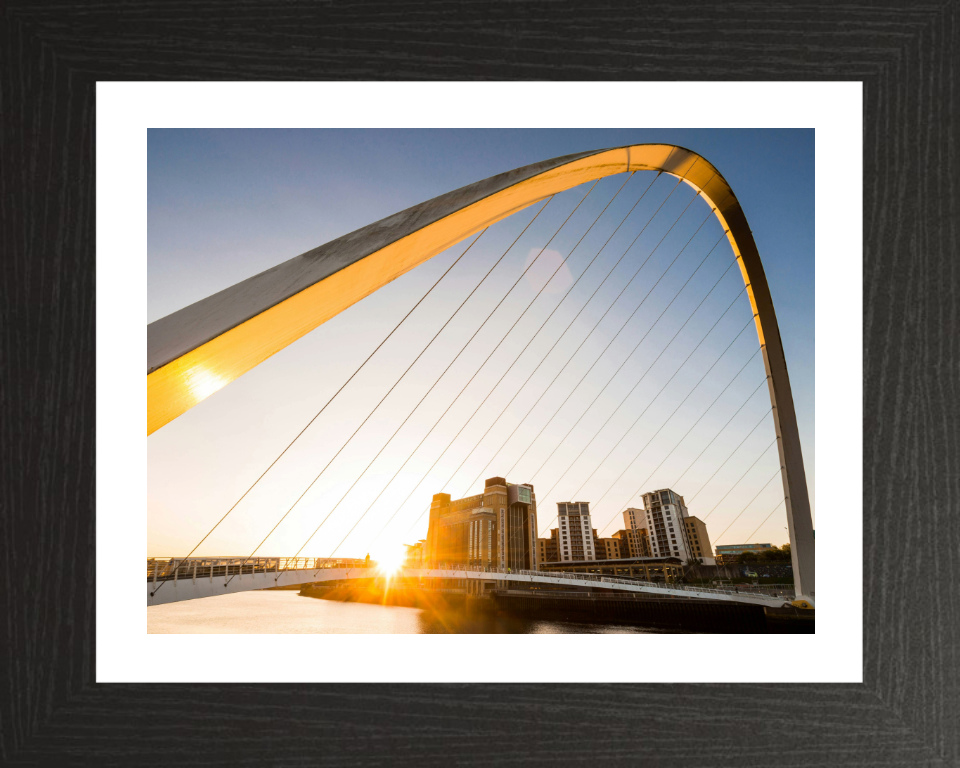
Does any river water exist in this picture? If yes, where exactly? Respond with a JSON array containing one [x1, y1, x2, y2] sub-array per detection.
[[147, 590, 690, 634]]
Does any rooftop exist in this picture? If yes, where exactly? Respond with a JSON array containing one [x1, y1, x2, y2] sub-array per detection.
[[539, 555, 682, 568]]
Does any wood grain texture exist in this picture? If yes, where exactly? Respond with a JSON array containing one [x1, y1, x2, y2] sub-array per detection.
[[1, 1, 957, 765]]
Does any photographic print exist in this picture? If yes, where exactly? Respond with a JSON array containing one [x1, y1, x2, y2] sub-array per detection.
[[145, 128, 816, 636]]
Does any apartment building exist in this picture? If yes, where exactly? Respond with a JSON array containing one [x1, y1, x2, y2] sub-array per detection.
[[637, 488, 695, 563], [612, 527, 651, 558], [684, 516, 715, 565], [597, 537, 622, 560], [555, 501, 596, 561]]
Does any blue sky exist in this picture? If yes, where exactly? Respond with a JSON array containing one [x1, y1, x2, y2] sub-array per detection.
[[148, 129, 814, 559]]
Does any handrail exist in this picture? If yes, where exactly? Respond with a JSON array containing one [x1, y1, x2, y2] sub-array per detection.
[[146, 556, 369, 580], [144, 557, 787, 603], [410, 563, 786, 603]]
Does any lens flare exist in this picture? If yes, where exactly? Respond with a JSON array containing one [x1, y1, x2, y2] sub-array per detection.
[[374, 543, 406, 575]]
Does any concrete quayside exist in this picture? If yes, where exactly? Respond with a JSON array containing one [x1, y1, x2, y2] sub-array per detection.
[[299, 580, 813, 634]]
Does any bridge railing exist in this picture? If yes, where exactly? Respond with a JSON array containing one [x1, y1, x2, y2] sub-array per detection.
[[146, 558, 788, 604], [146, 557, 369, 583], [415, 563, 787, 604]]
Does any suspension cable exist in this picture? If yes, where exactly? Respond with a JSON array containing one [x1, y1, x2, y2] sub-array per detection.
[[690, 413, 775, 508], [529, 236, 735, 501], [700, 437, 779, 522], [590, 342, 761, 537], [399, 177, 704, 539], [272, 179, 601, 576], [710, 466, 784, 543], [218, 191, 564, 586], [460, 188, 725, 515], [501, 200, 724, 483], [739, 498, 787, 546], [149, 225, 489, 596], [585, 316, 754, 510], [647, 376, 768, 494], [534, 282, 748, 539], [323, 173, 642, 560], [671, 379, 770, 489], [396, 176, 689, 530], [360, 172, 662, 553], [573, 313, 752, 538], [596, 402, 771, 550], [617, 362, 764, 511]]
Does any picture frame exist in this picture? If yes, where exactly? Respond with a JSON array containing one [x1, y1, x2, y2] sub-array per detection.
[[3, 1, 955, 764]]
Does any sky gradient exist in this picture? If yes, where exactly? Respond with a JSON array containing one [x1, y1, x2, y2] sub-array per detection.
[[148, 129, 814, 561]]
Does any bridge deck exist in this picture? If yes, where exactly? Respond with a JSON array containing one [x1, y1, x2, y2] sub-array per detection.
[[146, 558, 789, 608]]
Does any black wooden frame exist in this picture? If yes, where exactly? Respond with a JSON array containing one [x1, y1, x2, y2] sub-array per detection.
[[3, 2, 957, 765]]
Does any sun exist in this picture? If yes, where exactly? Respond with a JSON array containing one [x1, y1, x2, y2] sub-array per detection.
[[374, 543, 406, 576]]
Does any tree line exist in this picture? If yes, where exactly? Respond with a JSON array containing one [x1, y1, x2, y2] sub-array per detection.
[[734, 543, 791, 564]]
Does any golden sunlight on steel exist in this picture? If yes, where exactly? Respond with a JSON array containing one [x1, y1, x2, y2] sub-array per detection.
[[147, 145, 756, 435], [185, 365, 228, 403]]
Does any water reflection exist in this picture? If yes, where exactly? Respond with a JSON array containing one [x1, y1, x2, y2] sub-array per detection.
[[147, 590, 689, 634]]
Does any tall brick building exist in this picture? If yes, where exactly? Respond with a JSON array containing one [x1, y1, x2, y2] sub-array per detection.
[[425, 477, 538, 570]]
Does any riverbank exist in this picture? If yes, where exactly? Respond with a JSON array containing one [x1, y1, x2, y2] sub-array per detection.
[[299, 583, 814, 634]]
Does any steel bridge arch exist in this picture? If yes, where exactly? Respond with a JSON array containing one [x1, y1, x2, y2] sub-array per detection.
[[147, 144, 814, 599]]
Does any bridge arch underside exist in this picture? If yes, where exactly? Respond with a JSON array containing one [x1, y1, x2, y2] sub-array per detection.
[[147, 143, 814, 599]]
